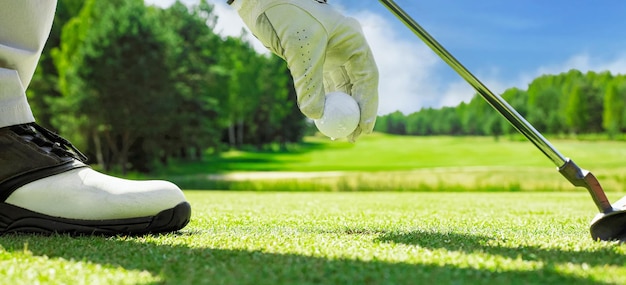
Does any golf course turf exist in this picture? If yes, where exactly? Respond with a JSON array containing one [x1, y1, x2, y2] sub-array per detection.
[[1, 135, 625, 284], [1, 191, 625, 284]]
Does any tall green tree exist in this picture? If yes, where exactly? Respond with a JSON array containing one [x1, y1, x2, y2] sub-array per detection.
[[461, 94, 490, 135], [245, 56, 295, 148], [565, 82, 602, 134], [499, 87, 528, 136], [527, 75, 559, 133], [276, 68, 307, 147], [54, 0, 179, 173], [220, 36, 259, 148], [157, 0, 229, 161], [386, 111, 408, 135], [603, 81, 626, 137], [51, 0, 101, 152], [406, 110, 427, 135], [27, 0, 85, 129]]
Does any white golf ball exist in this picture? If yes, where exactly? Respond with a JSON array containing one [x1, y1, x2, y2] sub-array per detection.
[[314, 92, 360, 139]]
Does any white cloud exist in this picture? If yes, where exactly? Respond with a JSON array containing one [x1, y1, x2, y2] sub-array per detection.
[[601, 56, 626, 75], [436, 69, 520, 108], [144, 0, 268, 54], [439, 80, 475, 107], [206, 1, 269, 54], [534, 53, 626, 77], [352, 10, 467, 114]]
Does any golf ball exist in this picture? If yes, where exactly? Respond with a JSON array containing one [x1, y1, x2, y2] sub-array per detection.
[[314, 92, 360, 139]]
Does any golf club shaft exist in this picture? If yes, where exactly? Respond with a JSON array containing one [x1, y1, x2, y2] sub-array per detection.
[[379, 0, 566, 167], [379, 0, 614, 212]]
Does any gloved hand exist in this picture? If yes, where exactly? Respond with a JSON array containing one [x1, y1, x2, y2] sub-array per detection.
[[234, 0, 379, 142]]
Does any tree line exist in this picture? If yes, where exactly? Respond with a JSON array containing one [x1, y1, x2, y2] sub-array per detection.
[[28, 0, 626, 174], [28, 0, 306, 173], [375, 70, 626, 139]]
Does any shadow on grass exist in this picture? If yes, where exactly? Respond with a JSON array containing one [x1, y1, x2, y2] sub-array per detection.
[[377, 230, 625, 266], [154, 140, 343, 177], [0, 230, 621, 285]]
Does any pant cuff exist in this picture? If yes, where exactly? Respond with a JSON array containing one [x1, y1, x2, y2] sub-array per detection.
[[0, 68, 35, 128]]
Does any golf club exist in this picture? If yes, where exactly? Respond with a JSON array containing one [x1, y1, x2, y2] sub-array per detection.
[[379, 0, 626, 241]]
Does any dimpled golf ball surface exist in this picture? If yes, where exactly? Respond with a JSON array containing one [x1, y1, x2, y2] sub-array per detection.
[[314, 92, 360, 139]]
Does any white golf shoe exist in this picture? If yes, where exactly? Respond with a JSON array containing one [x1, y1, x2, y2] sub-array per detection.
[[615, 196, 626, 210], [0, 123, 191, 234]]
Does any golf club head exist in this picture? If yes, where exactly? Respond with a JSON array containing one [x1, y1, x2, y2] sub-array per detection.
[[590, 196, 626, 241], [590, 210, 626, 241]]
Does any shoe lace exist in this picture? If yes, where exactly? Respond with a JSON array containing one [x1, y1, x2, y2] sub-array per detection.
[[11, 123, 88, 163]]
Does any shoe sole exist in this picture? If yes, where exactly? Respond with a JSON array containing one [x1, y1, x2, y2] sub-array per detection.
[[0, 202, 191, 235]]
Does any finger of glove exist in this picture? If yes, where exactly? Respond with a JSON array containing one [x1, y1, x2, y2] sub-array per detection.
[[324, 18, 379, 140], [261, 5, 328, 120], [347, 125, 364, 143], [324, 66, 377, 143], [346, 46, 379, 136]]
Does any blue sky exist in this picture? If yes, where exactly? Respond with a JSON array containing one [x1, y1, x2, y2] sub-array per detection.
[[147, 0, 626, 115], [356, 0, 626, 82]]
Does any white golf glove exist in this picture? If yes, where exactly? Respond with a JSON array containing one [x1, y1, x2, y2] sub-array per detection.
[[234, 0, 379, 142]]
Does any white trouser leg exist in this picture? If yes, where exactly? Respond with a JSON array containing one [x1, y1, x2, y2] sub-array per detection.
[[0, 0, 57, 128], [0, 68, 34, 127]]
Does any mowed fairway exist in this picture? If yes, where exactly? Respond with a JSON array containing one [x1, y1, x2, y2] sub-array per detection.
[[166, 134, 626, 193], [1, 134, 626, 284]]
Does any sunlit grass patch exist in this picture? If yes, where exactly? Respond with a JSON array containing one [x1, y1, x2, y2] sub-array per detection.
[[1, 191, 624, 284]]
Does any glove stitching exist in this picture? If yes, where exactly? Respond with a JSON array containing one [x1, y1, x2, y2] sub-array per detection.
[[296, 29, 316, 95]]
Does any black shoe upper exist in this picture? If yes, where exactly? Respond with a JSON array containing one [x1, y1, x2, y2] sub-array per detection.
[[0, 123, 88, 202], [0, 123, 192, 235]]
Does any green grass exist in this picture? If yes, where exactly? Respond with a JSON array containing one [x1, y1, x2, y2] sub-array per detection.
[[155, 134, 626, 192], [3, 135, 623, 284], [161, 133, 626, 172], [1, 191, 624, 284]]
